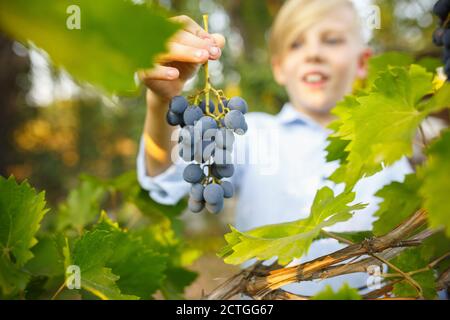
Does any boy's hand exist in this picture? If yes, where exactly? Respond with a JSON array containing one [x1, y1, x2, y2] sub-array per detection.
[[138, 15, 225, 103]]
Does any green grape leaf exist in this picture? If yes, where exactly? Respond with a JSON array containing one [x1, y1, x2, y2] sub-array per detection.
[[25, 234, 65, 278], [328, 65, 434, 189], [416, 57, 444, 74], [81, 266, 137, 300], [419, 233, 450, 275], [219, 187, 367, 265], [0, 176, 48, 296], [56, 178, 107, 233], [419, 130, 450, 237], [0, 176, 49, 266], [367, 52, 414, 88], [0, 257, 30, 297], [65, 228, 138, 300], [160, 267, 198, 300], [417, 82, 450, 113], [94, 213, 167, 299], [372, 174, 422, 236], [311, 283, 361, 300], [132, 221, 199, 298], [0, 0, 179, 94], [390, 248, 437, 299], [325, 96, 360, 163]]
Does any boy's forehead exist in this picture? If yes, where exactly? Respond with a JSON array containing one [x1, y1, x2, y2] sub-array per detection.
[[269, 0, 366, 59], [291, 6, 362, 40], [304, 6, 359, 33]]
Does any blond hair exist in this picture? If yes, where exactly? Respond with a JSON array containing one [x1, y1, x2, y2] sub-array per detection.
[[268, 0, 363, 59]]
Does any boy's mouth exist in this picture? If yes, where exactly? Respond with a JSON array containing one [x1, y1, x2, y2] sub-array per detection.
[[301, 72, 329, 89]]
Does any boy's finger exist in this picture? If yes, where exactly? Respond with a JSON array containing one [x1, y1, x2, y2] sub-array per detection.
[[171, 30, 222, 59], [170, 15, 212, 40], [210, 33, 226, 49], [138, 65, 179, 82], [156, 42, 209, 64]]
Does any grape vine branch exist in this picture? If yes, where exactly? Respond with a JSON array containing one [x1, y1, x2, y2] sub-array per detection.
[[205, 209, 449, 300]]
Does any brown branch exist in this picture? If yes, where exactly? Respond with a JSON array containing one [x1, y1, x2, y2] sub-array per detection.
[[369, 252, 423, 298], [362, 282, 398, 299], [261, 289, 309, 300], [325, 230, 423, 298], [247, 209, 428, 298], [205, 209, 432, 300]]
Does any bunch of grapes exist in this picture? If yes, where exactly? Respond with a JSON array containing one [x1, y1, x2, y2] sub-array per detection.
[[167, 95, 248, 214], [432, 0, 450, 79], [165, 15, 249, 214]]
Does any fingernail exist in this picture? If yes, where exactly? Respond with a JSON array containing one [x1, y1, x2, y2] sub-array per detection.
[[167, 69, 177, 78], [209, 46, 219, 55]]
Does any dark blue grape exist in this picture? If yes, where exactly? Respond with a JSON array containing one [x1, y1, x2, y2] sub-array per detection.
[[220, 98, 228, 108], [215, 128, 235, 150], [194, 116, 218, 135], [433, 0, 450, 21], [433, 28, 445, 47], [227, 97, 248, 114], [205, 201, 224, 214], [183, 164, 204, 183], [211, 163, 234, 179], [183, 106, 204, 126], [443, 29, 450, 48], [190, 183, 205, 201], [224, 110, 246, 133], [200, 100, 222, 113], [221, 181, 234, 198], [445, 59, 450, 77], [167, 110, 183, 126], [203, 184, 224, 205], [235, 119, 248, 135], [188, 197, 205, 213], [444, 47, 450, 61], [170, 96, 189, 114], [213, 147, 232, 165], [179, 125, 196, 146], [203, 127, 217, 143], [179, 143, 194, 162], [194, 140, 215, 163]]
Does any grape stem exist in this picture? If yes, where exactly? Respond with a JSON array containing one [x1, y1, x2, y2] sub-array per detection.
[[190, 14, 227, 123]]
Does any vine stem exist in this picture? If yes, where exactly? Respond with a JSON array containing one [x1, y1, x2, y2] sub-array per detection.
[[51, 282, 66, 300], [418, 124, 427, 149], [202, 15, 212, 117], [320, 230, 353, 245], [322, 229, 423, 298], [205, 209, 431, 300]]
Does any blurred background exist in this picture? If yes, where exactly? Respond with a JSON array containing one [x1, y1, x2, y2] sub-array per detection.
[[0, 0, 448, 298]]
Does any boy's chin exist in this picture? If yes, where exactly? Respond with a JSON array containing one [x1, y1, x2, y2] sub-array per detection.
[[299, 100, 335, 115]]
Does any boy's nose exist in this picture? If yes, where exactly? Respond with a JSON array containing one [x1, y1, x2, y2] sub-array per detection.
[[304, 42, 324, 63]]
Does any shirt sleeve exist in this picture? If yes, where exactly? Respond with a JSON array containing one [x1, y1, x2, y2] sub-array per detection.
[[136, 135, 190, 205]]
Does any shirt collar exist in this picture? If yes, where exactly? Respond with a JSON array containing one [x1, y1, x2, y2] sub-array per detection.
[[276, 103, 327, 132]]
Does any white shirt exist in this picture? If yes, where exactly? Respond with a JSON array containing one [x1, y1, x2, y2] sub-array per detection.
[[137, 103, 413, 295]]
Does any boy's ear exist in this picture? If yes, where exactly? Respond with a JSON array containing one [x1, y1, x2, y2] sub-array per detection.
[[356, 48, 373, 79], [271, 56, 286, 85]]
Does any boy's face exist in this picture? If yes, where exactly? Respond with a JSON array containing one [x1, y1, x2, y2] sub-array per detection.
[[272, 6, 371, 116]]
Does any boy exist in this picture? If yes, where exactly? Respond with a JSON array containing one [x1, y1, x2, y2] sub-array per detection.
[[137, 0, 412, 295]]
